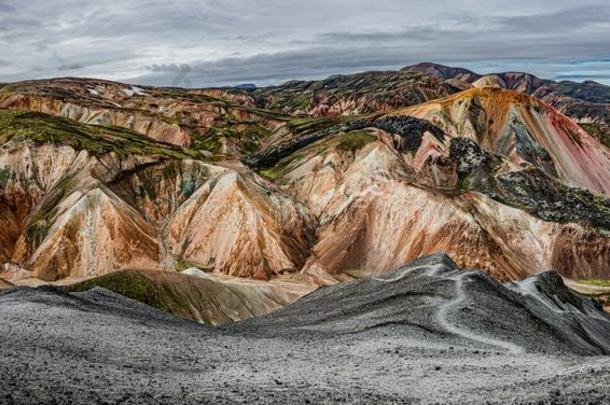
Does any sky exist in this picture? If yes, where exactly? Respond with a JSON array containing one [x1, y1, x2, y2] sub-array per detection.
[[0, 0, 609, 87]]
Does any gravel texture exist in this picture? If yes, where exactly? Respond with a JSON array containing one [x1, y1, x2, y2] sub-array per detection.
[[1, 254, 609, 404]]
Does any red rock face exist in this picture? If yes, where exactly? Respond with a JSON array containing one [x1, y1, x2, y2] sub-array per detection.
[[268, 128, 608, 283], [0, 75, 608, 291], [399, 88, 610, 195]]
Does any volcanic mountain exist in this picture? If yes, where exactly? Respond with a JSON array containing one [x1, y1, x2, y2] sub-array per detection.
[[246, 62, 610, 148], [405, 62, 610, 148], [1, 63, 610, 404], [0, 66, 609, 324]]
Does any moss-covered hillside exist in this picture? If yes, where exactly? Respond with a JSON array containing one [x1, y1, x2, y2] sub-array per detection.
[[0, 109, 202, 159]]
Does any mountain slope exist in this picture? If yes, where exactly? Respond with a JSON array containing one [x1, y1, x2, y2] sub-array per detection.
[[405, 63, 610, 148], [0, 110, 312, 282], [243, 253, 610, 355], [65, 269, 315, 324], [0, 78, 290, 157], [2, 253, 610, 404], [403, 62, 481, 82], [1, 71, 609, 296], [247, 106, 610, 281], [248, 70, 458, 116], [397, 87, 610, 194]]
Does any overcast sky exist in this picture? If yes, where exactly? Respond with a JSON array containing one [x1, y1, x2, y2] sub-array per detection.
[[1, 0, 609, 87]]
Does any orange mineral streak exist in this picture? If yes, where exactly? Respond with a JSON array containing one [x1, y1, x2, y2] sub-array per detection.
[[28, 186, 160, 281], [397, 88, 610, 194], [167, 171, 312, 280], [272, 132, 609, 283]]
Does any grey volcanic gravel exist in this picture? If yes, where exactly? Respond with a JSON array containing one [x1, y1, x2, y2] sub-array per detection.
[[1, 254, 610, 404]]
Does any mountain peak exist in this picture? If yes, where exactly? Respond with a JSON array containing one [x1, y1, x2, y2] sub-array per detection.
[[402, 62, 481, 81]]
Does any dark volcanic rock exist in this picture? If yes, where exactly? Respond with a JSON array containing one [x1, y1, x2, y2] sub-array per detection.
[[1, 254, 610, 404], [449, 137, 610, 229], [506, 271, 610, 354], [243, 116, 445, 168], [239, 253, 610, 355]]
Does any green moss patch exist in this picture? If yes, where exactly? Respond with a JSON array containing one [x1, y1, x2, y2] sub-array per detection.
[[259, 129, 377, 181], [0, 109, 202, 160], [176, 258, 198, 273], [0, 167, 13, 187], [337, 130, 376, 154], [65, 270, 193, 318], [287, 117, 336, 136], [577, 279, 610, 288], [580, 123, 610, 149], [24, 174, 75, 247]]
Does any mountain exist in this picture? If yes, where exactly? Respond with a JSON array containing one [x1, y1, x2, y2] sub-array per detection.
[[245, 106, 609, 282], [0, 111, 312, 281], [398, 87, 610, 194], [247, 69, 460, 116], [1, 254, 609, 403], [241, 254, 610, 355], [66, 268, 315, 324], [1, 64, 610, 404], [406, 63, 610, 148], [403, 61, 481, 82], [0, 78, 288, 156], [0, 76, 609, 292], [241, 62, 610, 149], [474, 75, 610, 147]]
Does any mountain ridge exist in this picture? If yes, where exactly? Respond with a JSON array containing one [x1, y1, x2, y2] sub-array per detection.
[[1, 64, 609, 317]]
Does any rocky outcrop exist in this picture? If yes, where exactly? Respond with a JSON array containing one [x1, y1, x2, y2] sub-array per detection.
[[398, 87, 610, 195], [449, 137, 610, 229]]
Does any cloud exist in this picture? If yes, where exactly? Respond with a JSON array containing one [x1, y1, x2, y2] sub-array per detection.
[[57, 63, 84, 71], [499, 6, 610, 32], [0, 0, 608, 86], [555, 74, 610, 80]]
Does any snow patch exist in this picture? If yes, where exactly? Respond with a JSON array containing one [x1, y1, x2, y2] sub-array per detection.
[[123, 86, 149, 97]]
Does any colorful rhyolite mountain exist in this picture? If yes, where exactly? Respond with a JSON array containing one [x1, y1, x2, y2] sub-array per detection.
[[0, 64, 609, 323]]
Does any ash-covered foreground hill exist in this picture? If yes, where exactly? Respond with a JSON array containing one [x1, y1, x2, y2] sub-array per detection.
[[0, 65, 609, 324], [1, 254, 609, 404]]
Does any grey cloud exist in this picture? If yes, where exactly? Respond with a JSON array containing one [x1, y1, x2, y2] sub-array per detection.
[[57, 63, 84, 71], [147, 64, 192, 73], [555, 74, 610, 80], [499, 6, 610, 32], [0, 0, 609, 87]]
